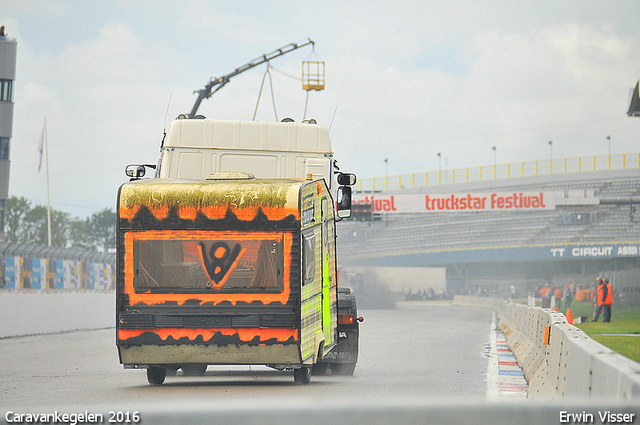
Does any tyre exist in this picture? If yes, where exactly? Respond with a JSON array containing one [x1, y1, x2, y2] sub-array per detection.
[[181, 364, 207, 376], [331, 362, 356, 376], [293, 366, 312, 384], [147, 367, 166, 385]]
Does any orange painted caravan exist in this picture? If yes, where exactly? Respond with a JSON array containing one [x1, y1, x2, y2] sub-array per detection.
[[116, 118, 358, 385]]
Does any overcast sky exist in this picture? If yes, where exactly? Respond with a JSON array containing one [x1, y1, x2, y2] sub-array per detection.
[[2, 1, 640, 217]]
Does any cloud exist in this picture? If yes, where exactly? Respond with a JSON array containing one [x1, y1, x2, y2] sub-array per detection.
[[460, 23, 640, 159], [4, 1, 640, 216], [328, 21, 640, 177], [11, 22, 183, 215]]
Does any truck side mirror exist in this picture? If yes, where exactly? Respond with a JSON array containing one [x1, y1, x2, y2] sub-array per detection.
[[336, 186, 352, 218], [125, 164, 157, 181], [125, 165, 146, 179], [337, 173, 357, 186]]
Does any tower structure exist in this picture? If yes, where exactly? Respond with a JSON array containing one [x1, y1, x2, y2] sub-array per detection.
[[0, 27, 17, 241]]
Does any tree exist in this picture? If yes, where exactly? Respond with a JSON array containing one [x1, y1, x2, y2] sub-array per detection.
[[4, 196, 115, 252], [23, 206, 70, 246], [68, 218, 92, 250], [50, 209, 71, 247], [5, 196, 32, 242], [23, 204, 49, 244], [83, 208, 116, 252]]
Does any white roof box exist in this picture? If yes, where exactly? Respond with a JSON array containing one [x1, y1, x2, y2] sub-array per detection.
[[159, 119, 334, 184], [164, 119, 332, 153]]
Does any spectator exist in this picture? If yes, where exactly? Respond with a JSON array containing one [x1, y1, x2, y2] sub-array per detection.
[[593, 277, 605, 322], [554, 287, 563, 309], [544, 287, 553, 308], [540, 286, 551, 308], [603, 278, 613, 322], [564, 285, 573, 309], [404, 288, 412, 301]]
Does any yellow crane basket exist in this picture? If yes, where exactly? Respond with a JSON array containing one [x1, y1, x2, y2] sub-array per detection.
[[302, 60, 325, 91]]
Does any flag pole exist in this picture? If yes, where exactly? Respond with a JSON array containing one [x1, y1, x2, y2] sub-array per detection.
[[44, 117, 52, 246]]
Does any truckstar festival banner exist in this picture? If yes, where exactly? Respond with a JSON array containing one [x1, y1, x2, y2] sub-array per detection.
[[352, 192, 557, 213]]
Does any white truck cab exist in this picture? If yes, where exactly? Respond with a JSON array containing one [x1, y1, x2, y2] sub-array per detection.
[[159, 118, 336, 191]]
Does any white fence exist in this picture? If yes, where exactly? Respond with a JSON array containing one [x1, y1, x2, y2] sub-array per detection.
[[453, 295, 640, 401], [0, 242, 115, 290]]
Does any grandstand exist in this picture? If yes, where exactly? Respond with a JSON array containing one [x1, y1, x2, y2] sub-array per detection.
[[337, 162, 640, 301]]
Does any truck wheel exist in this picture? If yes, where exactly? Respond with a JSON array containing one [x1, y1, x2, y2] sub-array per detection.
[[182, 364, 207, 376], [331, 362, 356, 376], [147, 367, 166, 385], [293, 366, 312, 384]]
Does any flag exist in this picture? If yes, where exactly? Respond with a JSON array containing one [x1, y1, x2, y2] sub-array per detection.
[[37, 120, 45, 173]]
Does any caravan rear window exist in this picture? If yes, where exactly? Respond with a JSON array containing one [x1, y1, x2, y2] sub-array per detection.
[[132, 231, 285, 293], [302, 230, 315, 285]]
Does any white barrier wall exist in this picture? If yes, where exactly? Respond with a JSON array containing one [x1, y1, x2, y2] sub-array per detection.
[[0, 291, 115, 338], [453, 295, 640, 401], [2, 257, 114, 290]]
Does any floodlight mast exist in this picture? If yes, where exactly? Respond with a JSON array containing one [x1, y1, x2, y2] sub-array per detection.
[[188, 38, 315, 119]]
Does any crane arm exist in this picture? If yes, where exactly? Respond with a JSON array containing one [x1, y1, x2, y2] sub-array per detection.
[[188, 38, 315, 119]]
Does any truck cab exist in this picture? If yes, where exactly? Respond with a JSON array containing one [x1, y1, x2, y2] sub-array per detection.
[[159, 118, 334, 189]]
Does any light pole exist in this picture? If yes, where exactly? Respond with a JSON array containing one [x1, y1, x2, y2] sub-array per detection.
[[548, 140, 553, 173], [437, 152, 441, 185], [384, 158, 388, 190], [492, 146, 497, 179]]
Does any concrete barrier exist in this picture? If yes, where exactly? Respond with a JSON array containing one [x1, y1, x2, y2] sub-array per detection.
[[452, 295, 640, 401], [0, 290, 115, 338]]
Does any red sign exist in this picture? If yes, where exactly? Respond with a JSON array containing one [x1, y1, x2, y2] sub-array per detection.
[[353, 192, 556, 213]]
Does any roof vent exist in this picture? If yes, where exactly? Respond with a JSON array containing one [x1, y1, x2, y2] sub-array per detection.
[[206, 170, 256, 181]]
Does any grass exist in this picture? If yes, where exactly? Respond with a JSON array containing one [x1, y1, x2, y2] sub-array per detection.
[[557, 300, 640, 363], [589, 335, 640, 363]]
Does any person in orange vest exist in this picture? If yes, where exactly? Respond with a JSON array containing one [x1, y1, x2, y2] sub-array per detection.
[[593, 277, 605, 322], [554, 287, 563, 309], [603, 278, 613, 322], [541, 286, 552, 308]]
